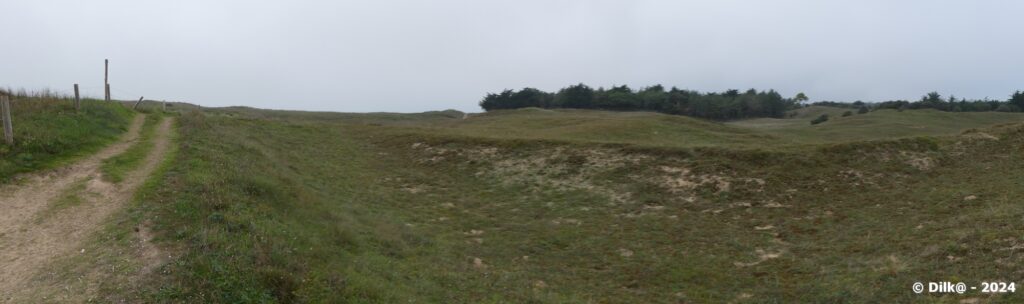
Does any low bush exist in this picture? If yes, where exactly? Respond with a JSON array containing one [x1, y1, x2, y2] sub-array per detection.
[[810, 114, 829, 125]]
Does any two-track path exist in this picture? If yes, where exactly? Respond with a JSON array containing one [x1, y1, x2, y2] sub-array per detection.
[[0, 114, 173, 301]]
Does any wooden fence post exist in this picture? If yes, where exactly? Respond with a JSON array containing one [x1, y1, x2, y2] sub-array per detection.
[[133, 96, 144, 110], [73, 84, 81, 111], [1, 96, 13, 145], [104, 59, 110, 101]]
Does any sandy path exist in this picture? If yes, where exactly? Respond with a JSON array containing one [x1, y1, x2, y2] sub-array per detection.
[[0, 115, 174, 301], [0, 115, 145, 237]]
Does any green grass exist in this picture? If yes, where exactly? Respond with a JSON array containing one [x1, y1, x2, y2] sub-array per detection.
[[85, 107, 1024, 302], [0, 94, 133, 182], [783, 105, 853, 119], [415, 108, 777, 148], [139, 113, 449, 302], [238, 107, 1023, 151], [101, 114, 162, 183], [439, 107, 1024, 149], [729, 107, 1024, 145]]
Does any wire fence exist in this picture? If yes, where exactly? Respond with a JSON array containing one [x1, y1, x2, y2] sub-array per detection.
[[0, 82, 168, 146], [0, 60, 178, 145]]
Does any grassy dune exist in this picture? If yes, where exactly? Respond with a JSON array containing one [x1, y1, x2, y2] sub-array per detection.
[[108, 107, 1024, 302], [299, 106, 1024, 150], [0, 94, 133, 181], [731, 107, 1024, 145], [420, 109, 776, 148]]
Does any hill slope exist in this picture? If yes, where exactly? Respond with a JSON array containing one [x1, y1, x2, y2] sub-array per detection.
[[732, 107, 1024, 145], [80, 107, 1024, 302], [428, 108, 777, 148]]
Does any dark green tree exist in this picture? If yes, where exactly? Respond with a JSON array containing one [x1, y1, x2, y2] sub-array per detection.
[[555, 83, 595, 109], [479, 89, 515, 111], [794, 92, 809, 104], [480, 84, 802, 120], [511, 88, 547, 108], [594, 85, 639, 110], [1010, 91, 1024, 111], [639, 85, 668, 111], [920, 91, 947, 110]]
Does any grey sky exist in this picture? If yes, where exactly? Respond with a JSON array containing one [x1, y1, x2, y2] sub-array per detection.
[[2, 0, 1022, 112]]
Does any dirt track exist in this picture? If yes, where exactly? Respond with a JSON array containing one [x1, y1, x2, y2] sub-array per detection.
[[0, 115, 174, 301]]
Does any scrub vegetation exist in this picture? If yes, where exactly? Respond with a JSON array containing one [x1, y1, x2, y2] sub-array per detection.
[[85, 105, 1024, 303]]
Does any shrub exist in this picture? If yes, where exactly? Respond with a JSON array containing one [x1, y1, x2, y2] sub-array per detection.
[[995, 104, 1021, 112], [810, 114, 829, 125], [842, 111, 853, 117], [857, 106, 869, 114]]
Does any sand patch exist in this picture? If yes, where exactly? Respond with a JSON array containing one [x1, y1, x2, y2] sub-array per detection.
[[871, 255, 907, 274], [416, 144, 646, 205], [658, 166, 733, 193], [899, 151, 935, 170], [961, 131, 999, 141], [734, 248, 783, 267], [761, 201, 789, 208], [551, 218, 582, 226], [401, 185, 426, 194], [472, 257, 487, 269]]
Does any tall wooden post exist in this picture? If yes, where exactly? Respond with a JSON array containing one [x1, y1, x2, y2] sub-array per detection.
[[104, 59, 110, 101], [1, 96, 13, 145], [73, 84, 81, 111]]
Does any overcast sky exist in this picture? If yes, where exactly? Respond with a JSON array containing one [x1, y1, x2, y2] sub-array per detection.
[[1, 0, 1022, 112]]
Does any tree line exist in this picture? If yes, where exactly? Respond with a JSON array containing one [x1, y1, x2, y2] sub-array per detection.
[[812, 91, 1024, 113], [479, 84, 801, 120], [480, 84, 1024, 120]]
